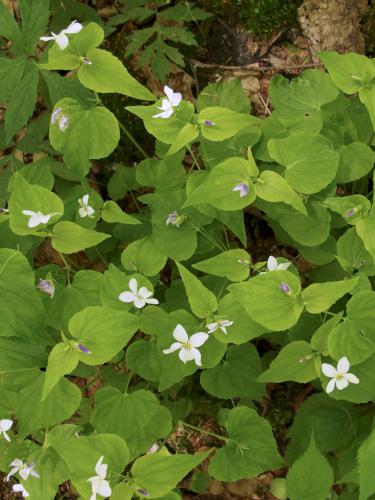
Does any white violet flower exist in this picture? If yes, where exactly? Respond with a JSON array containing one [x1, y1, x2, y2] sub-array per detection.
[[7, 459, 40, 481], [22, 210, 58, 229], [119, 278, 159, 309], [232, 182, 249, 198], [88, 456, 112, 500], [152, 85, 182, 119], [12, 484, 29, 498], [0, 419, 13, 442], [321, 356, 359, 393], [58, 114, 69, 132], [166, 211, 186, 227], [40, 20, 82, 50], [266, 256, 290, 272], [37, 277, 55, 298], [207, 319, 233, 335], [78, 194, 95, 218], [163, 324, 209, 366]]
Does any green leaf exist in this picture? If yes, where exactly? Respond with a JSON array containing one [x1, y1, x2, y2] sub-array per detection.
[[196, 79, 251, 113], [318, 51, 375, 94], [359, 85, 375, 130], [8, 174, 64, 236], [268, 133, 339, 194], [336, 142, 375, 183], [51, 221, 110, 254], [254, 170, 307, 215], [49, 98, 120, 176], [229, 270, 303, 331], [0, 57, 26, 102], [208, 406, 283, 481], [125, 340, 162, 383], [183, 157, 256, 211], [19, 0, 50, 54], [356, 215, 375, 264], [193, 249, 250, 282], [167, 122, 199, 155], [42, 342, 79, 401], [5, 63, 39, 142], [258, 341, 317, 383], [68, 306, 139, 365], [16, 373, 81, 438], [0, 1, 22, 44], [131, 451, 210, 498], [301, 278, 359, 314], [200, 344, 264, 399], [101, 200, 140, 225], [175, 262, 217, 318], [41, 70, 93, 105], [92, 388, 172, 459], [327, 320, 375, 366], [0, 248, 45, 342], [286, 435, 334, 500], [198, 107, 259, 141], [78, 48, 155, 100], [359, 427, 375, 500], [0, 337, 47, 374], [121, 236, 167, 276]]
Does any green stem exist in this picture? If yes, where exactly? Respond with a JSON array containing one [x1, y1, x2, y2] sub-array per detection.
[[179, 420, 229, 443], [58, 251, 71, 286], [95, 247, 107, 268], [118, 120, 149, 159], [196, 225, 226, 252], [124, 371, 133, 393], [187, 145, 201, 170]]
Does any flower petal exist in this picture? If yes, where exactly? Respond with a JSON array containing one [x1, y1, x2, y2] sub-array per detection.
[[191, 347, 202, 366], [40, 35, 55, 41], [133, 296, 146, 309], [173, 324, 188, 343], [97, 480, 112, 497], [82, 194, 89, 206], [337, 356, 350, 374], [207, 323, 217, 333], [325, 378, 336, 394], [164, 85, 174, 103], [56, 33, 69, 49], [145, 298, 159, 305], [267, 256, 278, 271], [321, 363, 337, 378], [95, 456, 106, 477], [138, 286, 153, 299], [179, 347, 195, 363], [170, 92, 182, 107], [128, 278, 138, 294], [118, 291, 134, 303], [64, 21, 83, 34], [278, 262, 291, 271], [344, 373, 359, 384], [0, 419, 13, 432], [336, 377, 349, 390], [163, 342, 181, 354], [189, 332, 209, 347]]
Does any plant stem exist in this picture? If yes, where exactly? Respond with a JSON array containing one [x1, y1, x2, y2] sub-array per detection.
[[179, 420, 229, 443], [95, 247, 108, 268], [124, 371, 133, 393], [187, 145, 201, 170], [58, 251, 71, 286], [118, 120, 150, 159]]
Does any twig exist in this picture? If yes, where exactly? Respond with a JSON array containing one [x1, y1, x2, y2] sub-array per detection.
[[258, 92, 271, 115], [189, 57, 324, 74]]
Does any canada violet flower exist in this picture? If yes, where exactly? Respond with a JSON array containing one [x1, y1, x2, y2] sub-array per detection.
[[22, 210, 59, 229], [6, 459, 39, 481], [119, 278, 159, 309], [232, 182, 249, 198], [37, 277, 55, 298], [166, 211, 185, 227], [12, 484, 29, 498], [321, 356, 359, 393], [266, 256, 290, 272], [163, 324, 209, 366], [152, 85, 182, 119], [88, 456, 111, 500], [75, 343, 91, 354], [40, 20, 82, 50], [0, 419, 13, 441], [207, 319, 233, 335], [279, 282, 291, 295], [51, 107, 69, 132], [78, 194, 95, 218]]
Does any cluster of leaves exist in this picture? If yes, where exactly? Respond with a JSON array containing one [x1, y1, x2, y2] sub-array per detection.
[[1, 1, 375, 499], [109, 0, 211, 82]]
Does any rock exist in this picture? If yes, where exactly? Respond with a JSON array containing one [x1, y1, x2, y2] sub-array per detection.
[[298, 0, 368, 57], [225, 478, 261, 497]]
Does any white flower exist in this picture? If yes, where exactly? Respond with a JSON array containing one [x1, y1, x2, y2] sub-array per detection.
[[152, 85, 182, 119], [40, 20, 82, 50], [22, 210, 58, 229], [6, 459, 40, 481], [0, 419, 13, 442], [13, 483, 29, 498], [322, 357, 359, 394], [207, 319, 233, 335], [58, 114, 69, 132], [266, 256, 291, 272], [37, 277, 55, 298], [163, 324, 209, 366], [232, 182, 249, 198], [78, 194, 95, 218], [88, 456, 112, 500], [51, 107, 63, 124], [119, 278, 159, 309], [166, 211, 186, 227]]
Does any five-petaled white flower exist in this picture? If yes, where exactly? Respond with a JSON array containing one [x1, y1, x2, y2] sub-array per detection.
[[163, 324, 209, 366], [6, 459, 40, 481], [119, 278, 159, 309], [322, 357, 359, 394], [266, 256, 290, 272], [22, 210, 58, 229], [0, 419, 13, 442], [88, 456, 112, 500], [232, 182, 249, 198], [207, 319, 233, 335], [40, 20, 82, 50], [78, 194, 95, 218], [152, 85, 182, 119], [13, 483, 29, 498]]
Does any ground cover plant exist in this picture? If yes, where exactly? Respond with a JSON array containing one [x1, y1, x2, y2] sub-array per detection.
[[1, 1, 375, 499]]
